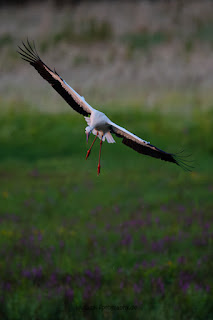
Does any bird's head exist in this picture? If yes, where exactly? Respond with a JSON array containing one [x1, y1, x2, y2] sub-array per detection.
[[85, 126, 92, 143]]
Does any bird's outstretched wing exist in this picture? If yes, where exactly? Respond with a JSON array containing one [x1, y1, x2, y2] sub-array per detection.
[[17, 40, 93, 116], [110, 122, 192, 171]]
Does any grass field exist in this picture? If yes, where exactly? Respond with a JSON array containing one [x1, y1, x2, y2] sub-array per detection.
[[0, 101, 213, 319]]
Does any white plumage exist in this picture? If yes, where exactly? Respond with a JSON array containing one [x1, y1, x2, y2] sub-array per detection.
[[18, 40, 192, 175]]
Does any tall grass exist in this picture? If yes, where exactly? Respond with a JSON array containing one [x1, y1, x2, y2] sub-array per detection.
[[40, 18, 112, 53]]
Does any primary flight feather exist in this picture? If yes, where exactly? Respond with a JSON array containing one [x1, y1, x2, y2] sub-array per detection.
[[18, 40, 192, 175]]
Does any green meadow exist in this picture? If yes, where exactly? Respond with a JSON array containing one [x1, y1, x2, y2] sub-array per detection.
[[0, 0, 213, 317], [0, 99, 213, 319]]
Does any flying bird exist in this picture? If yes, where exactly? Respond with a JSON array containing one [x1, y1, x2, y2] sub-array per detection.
[[18, 40, 192, 175]]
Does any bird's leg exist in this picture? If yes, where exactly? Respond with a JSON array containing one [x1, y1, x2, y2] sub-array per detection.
[[86, 132, 98, 160], [97, 137, 103, 176]]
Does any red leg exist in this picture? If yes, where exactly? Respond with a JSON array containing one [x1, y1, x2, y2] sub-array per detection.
[[86, 133, 98, 160], [97, 138, 103, 176]]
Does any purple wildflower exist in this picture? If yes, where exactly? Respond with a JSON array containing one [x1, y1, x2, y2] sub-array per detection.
[[152, 277, 165, 296], [177, 256, 186, 265], [121, 233, 132, 247], [133, 282, 142, 294], [65, 287, 74, 301], [30, 169, 39, 177]]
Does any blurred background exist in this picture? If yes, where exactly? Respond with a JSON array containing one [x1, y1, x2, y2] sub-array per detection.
[[0, 1, 213, 319], [1, 0, 213, 111]]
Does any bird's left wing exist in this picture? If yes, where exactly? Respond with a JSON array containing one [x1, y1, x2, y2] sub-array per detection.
[[17, 40, 93, 117], [110, 122, 192, 170]]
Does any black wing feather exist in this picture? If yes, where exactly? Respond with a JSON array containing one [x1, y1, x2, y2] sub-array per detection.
[[17, 40, 90, 117], [111, 123, 192, 171], [122, 137, 192, 171], [122, 137, 175, 162]]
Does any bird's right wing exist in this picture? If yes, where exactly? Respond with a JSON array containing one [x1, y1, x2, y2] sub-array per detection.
[[17, 40, 93, 117], [110, 122, 192, 170]]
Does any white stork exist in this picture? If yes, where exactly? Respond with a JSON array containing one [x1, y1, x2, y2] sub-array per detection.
[[18, 40, 192, 175]]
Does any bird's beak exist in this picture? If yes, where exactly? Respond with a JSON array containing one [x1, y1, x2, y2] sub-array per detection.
[[86, 132, 90, 143]]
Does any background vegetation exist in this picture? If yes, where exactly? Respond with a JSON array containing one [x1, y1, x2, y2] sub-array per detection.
[[0, 1, 213, 319]]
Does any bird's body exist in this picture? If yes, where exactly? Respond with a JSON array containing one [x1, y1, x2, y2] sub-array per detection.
[[18, 40, 192, 174], [87, 110, 112, 136]]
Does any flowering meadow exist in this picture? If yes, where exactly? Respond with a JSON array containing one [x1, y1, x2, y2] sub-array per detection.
[[0, 106, 213, 319]]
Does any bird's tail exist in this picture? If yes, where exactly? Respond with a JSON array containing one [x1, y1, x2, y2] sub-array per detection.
[[84, 117, 91, 126], [105, 132, 115, 143]]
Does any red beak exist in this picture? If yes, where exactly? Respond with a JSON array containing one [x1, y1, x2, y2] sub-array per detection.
[[86, 132, 89, 143]]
